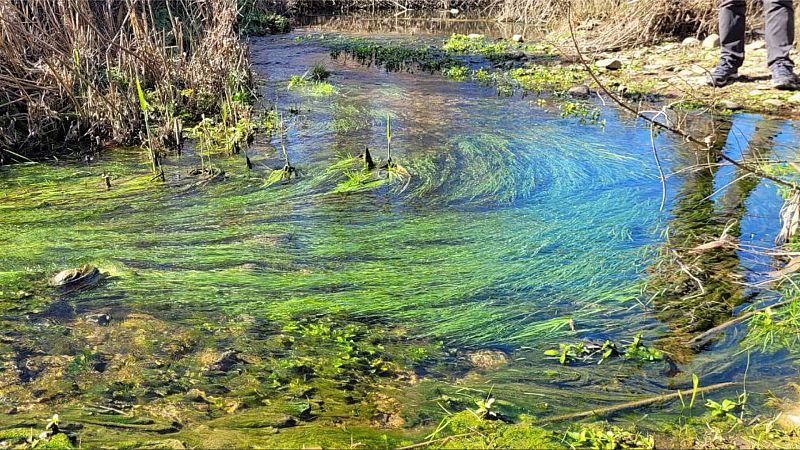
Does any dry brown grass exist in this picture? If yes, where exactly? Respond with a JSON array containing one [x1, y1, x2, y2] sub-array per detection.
[[0, 0, 252, 162], [496, 0, 773, 50], [271, 0, 778, 51]]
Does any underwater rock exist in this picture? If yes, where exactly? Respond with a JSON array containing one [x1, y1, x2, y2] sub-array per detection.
[[85, 313, 112, 326], [207, 410, 296, 429], [185, 388, 210, 404], [206, 350, 244, 373], [568, 85, 591, 98], [467, 350, 508, 369], [49, 264, 102, 292]]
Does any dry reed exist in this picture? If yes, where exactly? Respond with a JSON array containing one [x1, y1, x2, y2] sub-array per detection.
[[0, 0, 252, 162]]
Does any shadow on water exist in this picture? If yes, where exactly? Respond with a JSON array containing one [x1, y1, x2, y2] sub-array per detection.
[[651, 117, 790, 360]]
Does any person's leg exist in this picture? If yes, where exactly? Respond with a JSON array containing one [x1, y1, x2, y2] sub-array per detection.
[[765, 0, 795, 68], [719, 0, 748, 67], [765, 0, 799, 89], [710, 0, 747, 86]]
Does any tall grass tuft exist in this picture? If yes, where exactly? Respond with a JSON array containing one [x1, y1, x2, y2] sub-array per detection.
[[0, 0, 253, 162]]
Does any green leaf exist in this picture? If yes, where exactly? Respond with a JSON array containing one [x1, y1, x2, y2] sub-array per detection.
[[135, 76, 149, 113]]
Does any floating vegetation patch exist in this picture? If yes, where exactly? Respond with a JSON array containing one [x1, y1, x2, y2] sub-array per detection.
[[327, 36, 457, 73], [510, 66, 587, 93], [543, 334, 663, 366], [443, 34, 557, 63], [560, 101, 605, 128], [288, 73, 337, 96], [444, 65, 469, 81]]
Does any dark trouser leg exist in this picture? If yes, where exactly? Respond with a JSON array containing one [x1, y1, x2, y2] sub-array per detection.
[[765, 0, 795, 69], [720, 0, 747, 68]]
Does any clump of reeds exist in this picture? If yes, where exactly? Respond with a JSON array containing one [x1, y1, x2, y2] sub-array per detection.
[[0, 0, 253, 163]]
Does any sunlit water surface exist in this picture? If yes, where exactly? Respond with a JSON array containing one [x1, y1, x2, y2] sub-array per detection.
[[1, 25, 800, 440]]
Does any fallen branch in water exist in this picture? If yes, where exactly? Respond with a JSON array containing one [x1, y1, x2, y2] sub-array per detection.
[[538, 381, 736, 424], [687, 299, 795, 347]]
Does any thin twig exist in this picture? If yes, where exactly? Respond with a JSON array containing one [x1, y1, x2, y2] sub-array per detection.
[[538, 382, 736, 423], [687, 299, 795, 347]]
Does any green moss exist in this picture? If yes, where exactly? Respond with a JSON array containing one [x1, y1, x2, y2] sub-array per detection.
[[0, 427, 33, 442], [38, 433, 73, 449], [436, 411, 561, 449], [510, 66, 586, 92], [328, 37, 456, 73]]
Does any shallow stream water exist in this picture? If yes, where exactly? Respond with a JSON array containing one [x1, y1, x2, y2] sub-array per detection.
[[1, 19, 800, 446]]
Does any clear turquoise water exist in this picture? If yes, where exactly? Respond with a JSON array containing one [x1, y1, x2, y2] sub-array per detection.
[[2, 31, 799, 430]]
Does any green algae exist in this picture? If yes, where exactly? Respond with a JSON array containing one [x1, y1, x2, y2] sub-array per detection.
[[3, 32, 800, 449]]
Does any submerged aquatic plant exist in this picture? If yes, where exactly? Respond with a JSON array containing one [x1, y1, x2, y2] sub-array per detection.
[[561, 101, 605, 128], [136, 76, 160, 178], [288, 67, 336, 96], [265, 113, 297, 186], [310, 63, 331, 82], [743, 299, 800, 353], [565, 425, 655, 449], [705, 397, 742, 421]]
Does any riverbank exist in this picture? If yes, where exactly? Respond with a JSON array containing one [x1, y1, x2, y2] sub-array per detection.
[[590, 36, 800, 116]]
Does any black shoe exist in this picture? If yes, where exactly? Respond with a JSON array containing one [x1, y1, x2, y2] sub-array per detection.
[[771, 64, 800, 90], [707, 62, 739, 87]]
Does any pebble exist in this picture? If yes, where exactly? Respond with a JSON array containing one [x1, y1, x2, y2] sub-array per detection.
[[719, 100, 742, 110], [690, 65, 708, 75], [511, 34, 524, 43], [682, 37, 701, 47], [746, 40, 766, 51], [467, 350, 508, 369], [596, 58, 622, 70], [788, 92, 800, 105], [702, 34, 721, 49], [778, 406, 800, 430]]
